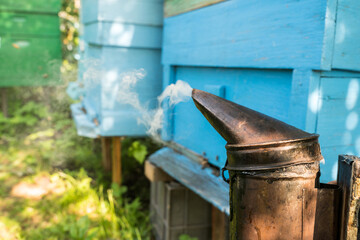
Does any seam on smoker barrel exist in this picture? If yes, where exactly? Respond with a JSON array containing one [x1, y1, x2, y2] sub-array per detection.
[[224, 158, 322, 171], [225, 134, 319, 149]]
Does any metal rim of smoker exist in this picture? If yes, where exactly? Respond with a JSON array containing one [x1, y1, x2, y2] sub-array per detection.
[[224, 134, 323, 172]]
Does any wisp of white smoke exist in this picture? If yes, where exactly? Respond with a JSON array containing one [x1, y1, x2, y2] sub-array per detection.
[[116, 69, 192, 139]]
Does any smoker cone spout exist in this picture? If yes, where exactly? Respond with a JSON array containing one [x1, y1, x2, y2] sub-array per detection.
[[192, 89, 323, 171], [192, 89, 324, 240]]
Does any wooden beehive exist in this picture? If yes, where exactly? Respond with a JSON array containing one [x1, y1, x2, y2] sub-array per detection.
[[0, 0, 61, 86], [149, 0, 360, 213], [69, 0, 163, 137]]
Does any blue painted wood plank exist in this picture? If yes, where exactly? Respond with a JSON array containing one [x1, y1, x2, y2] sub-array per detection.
[[320, 77, 359, 99], [164, 0, 224, 17], [100, 110, 147, 136], [317, 77, 360, 147], [78, 45, 162, 137], [148, 147, 230, 214], [70, 103, 100, 138], [81, 0, 163, 26], [333, 0, 360, 71], [84, 22, 162, 49], [321, 0, 338, 70], [100, 47, 162, 111], [317, 100, 360, 146], [162, 0, 328, 69], [170, 67, 292, 168], [305, 71, 321, 133], [321, 70, 360, 78], [161, 65, 175, 141], [288, 69, 313, 130]]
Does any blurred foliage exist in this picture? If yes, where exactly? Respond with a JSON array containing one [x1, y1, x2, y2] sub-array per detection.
[[59, 0, 80, 74], [0, 0, 163, 239], [0, 86, 159, 240], [179, 235, 199, 240], [128, 141, 148, 164]]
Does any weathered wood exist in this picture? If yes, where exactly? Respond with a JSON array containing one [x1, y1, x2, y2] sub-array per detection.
[[148, 147, 229, 214], [314, 184, 340, 240], [164, 0, 225, 17], [144, 160, 173, 182], [112, 137, 123, 185], [1, 88, 7, 118], [337, 155, 360, 240], [211, 205, 229, 240], [101, 137, 112, 171]]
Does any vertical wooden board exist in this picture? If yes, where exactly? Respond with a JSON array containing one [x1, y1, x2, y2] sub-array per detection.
[[337, 155, 360, 240], [320, 0, 338, 70], [314, 185, 340, 240], [161, 65, 176, 141], [162, 0, 328, 69], [164, 0, 225, 17], [212, 206, 229, 240], [1, 89, 7, 118], [305, 71, 321, 133], [112, 137, 122, 185], [101, 137, 112, 171], [333, 0, 360, 72], [288, 69, 313, 130]]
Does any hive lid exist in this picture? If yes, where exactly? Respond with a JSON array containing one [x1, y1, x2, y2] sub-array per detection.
[[192, 89, 323, 170]]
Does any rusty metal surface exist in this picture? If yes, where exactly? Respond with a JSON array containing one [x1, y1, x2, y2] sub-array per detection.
[[192, 89, 323, 170], [314, 183, 340, 240], [192, 89, 314, 145], [191, 89, 327, 240], [229, 163, 319, 240]]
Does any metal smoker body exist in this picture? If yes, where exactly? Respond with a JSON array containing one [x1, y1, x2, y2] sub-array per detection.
[[192, 89, 324, 240]]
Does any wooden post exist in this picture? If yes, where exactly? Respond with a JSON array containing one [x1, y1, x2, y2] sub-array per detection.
[[101, 137, 112, 171], [337, 155, 360, 240], [1, 88, 8, 118], [112, 137, 123, 185], [212, 206, 229, 240]]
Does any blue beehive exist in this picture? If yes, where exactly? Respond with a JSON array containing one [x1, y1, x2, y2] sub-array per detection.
[[69, 0, 163, 138], [148, 0, 360, 213]]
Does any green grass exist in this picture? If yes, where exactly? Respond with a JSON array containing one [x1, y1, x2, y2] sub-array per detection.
[[0, 86, 157, 239]]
